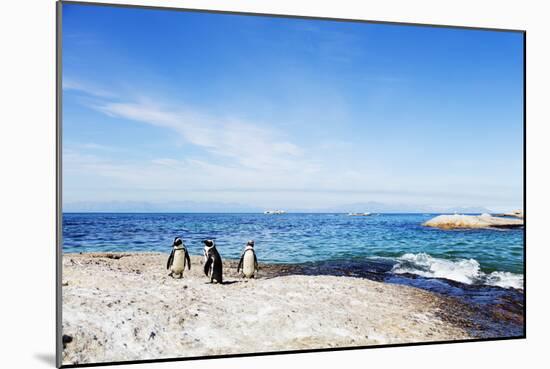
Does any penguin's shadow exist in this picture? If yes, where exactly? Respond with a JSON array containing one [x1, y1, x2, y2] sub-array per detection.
[[204, 280, 239, 285], [254, 276, 280, 281], [222, 281, 239, 285]]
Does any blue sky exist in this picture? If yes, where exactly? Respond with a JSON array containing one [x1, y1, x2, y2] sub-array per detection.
[[62, 3, 524, 212]]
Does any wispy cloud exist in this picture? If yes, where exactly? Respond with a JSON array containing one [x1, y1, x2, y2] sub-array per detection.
[[63, 144, 519, 210], [63, 79, 522, 211], [62, 80, 325, 197], [91, 96, 319, 173], [63, 78, 118, 99]]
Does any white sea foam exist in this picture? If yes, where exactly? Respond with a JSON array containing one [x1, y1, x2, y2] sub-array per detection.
[[485, 271, 524, 290], [391, 253, 523, 290], [391, 253, 481, 284]]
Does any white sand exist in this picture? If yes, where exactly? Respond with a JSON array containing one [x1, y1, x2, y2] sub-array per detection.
[[62, 253, 470, 365], [423, 214, 524, 229]]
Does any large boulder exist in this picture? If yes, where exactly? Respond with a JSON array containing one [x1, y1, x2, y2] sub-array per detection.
[[423, 214, 524, 229]]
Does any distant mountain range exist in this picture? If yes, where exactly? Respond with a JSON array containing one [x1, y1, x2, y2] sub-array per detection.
[[288, 201, 493, 214], [63, 200, 492, 214]]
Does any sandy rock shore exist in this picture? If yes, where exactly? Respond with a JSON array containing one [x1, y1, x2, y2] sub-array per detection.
[[62, 252, 470, 365]]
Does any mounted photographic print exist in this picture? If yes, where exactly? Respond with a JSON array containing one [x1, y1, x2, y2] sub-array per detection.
[[57, 1, 525, 367]]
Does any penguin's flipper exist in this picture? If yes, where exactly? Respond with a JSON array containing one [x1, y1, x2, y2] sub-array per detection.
[[254, 251, 259, 271], [203, 257, 212, 277], [185, 249, 191, 270], [167, 249, 175, 270], [237, 254, 244, 273]]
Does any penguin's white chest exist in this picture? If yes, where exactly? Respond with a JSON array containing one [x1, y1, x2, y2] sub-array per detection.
[[171, 249, 186, 273], [243, 250, 255, 277]]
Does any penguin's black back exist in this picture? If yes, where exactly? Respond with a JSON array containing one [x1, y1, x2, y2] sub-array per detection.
[[210, 247, 223, 283]]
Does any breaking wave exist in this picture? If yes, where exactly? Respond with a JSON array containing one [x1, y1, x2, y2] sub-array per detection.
[[391, 253, 523, 290]]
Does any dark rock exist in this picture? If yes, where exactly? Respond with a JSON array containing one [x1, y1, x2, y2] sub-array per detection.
[[62, 335, 73, 349]]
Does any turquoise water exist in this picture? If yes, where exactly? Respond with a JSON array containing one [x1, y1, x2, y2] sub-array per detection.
[[62, 213, 524, 289]]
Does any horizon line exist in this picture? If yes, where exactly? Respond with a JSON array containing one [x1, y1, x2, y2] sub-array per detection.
[[61, 211, 497, 214]]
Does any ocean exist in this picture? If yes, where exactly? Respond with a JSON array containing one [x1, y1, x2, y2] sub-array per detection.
[[62, 213, 523, 287], [62, 212, 524, 337]]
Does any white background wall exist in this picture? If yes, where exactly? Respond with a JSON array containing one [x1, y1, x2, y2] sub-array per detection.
[[0, 0, 547, 368]]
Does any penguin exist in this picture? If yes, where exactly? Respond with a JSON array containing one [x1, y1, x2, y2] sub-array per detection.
[[237, 240, 258, 278], [166, 237, 191, 278], [203, 239, 223, 283]]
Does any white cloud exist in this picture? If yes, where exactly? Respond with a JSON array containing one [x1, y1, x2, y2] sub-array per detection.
[[62, 80, 522, 210], [92, 99, 319, 174], [63, 147, 520, 211], [63, 78, 118, 99]]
